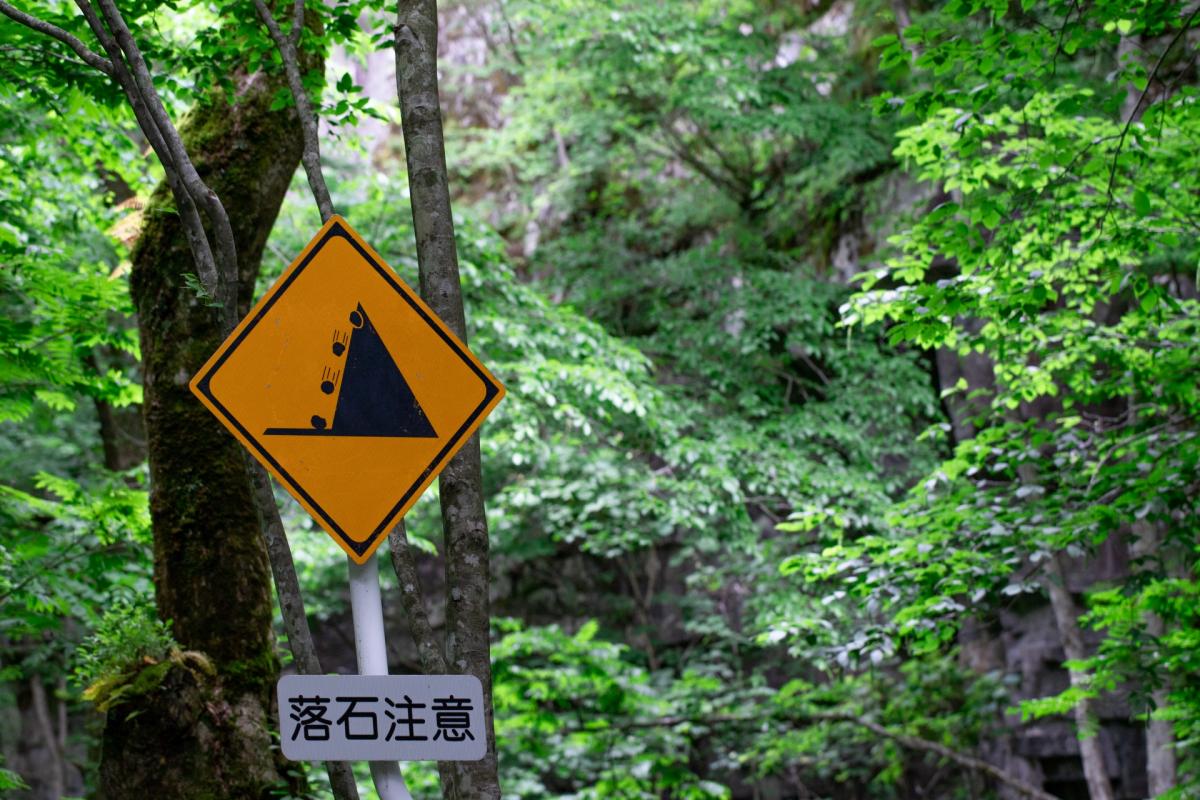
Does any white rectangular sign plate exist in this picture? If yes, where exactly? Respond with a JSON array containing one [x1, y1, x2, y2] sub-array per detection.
[[278, 674, 486, 761]]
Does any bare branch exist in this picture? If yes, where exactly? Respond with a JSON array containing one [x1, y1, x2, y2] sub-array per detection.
[[71, 0, 222, 305], [1100, 4, 1200, 232], [386, 521, 446, 674], [658, 118, 750, 203], [254, 0, 335, 222], [587, 711, 1059, 800], [0, 0, 113, 75], [248, 460, 361, 800], [288, 0, 304, 49], [93, 0, 240, 324]]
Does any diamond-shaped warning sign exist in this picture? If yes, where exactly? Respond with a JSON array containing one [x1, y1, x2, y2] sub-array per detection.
[[190, 215, 504, 563]]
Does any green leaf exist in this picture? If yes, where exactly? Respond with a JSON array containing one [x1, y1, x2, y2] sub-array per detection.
[[1133, 189, 1151, 217]]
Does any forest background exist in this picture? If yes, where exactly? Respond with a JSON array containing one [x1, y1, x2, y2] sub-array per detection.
[[0, 0, 1197, 799]]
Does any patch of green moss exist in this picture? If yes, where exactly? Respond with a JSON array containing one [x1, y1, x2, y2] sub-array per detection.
[[220, 648, 279, 695], [83, 649, 216, 712]]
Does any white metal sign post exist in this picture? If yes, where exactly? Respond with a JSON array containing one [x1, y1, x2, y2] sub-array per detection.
[[348, 554, 412, 800], [273, 556, 486, 799]]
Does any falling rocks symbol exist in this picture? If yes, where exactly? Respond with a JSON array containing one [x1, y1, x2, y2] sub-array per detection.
[[264, 303, 438, 438]]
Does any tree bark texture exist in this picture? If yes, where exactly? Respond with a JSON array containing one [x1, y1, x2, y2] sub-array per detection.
[[103, 70, 305, 800], [1132, 520, 1178, 796], [1144, 610, 1177, 797], [394, 2, 501, 796]]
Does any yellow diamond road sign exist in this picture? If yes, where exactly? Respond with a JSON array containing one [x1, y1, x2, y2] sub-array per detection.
[[190, 215, 505, 563]]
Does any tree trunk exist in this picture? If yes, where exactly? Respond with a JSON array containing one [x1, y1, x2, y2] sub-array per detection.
[[10, 675, 73, 800], [88, 348, 146, 472], [1043, 553, 1116, 800], [100, 70, 305, 800], [394, 2, 502, 796], [1132, 520, 1178, 796], [1144, 610, 1177, 797]]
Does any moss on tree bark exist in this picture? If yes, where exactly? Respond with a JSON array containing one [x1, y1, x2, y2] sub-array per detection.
[[99, 71, 305, 799]]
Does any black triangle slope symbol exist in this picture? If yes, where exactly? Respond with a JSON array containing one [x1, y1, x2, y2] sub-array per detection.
[[264, 303, 438, 438]]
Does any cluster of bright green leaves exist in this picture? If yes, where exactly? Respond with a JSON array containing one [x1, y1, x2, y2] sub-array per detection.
[[492, 619, 729, 799], [0, 68, 142, 424], [0, 464, 154, 770], [792, 0, 1200, 789], [72, 596, 176, 690], [0, 472, 150, 639], [1079, 578, 1200, 787], [0, 10, 161, 785]]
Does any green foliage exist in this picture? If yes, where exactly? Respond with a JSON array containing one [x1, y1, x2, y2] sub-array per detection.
[[73, 598, 176, 690], [750, 657, 1008, 792], [0, 762, 28, 792], [0, 472, 151, 641], [4, 0, 1196, 796], [0, 96, 141, 423], [493, 619, 729, 799], [789, 0, 1200, 792], [72, 599, 220, 715]]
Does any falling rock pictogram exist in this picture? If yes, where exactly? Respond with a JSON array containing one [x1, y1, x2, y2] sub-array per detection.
[[264, 303, 437, 438]]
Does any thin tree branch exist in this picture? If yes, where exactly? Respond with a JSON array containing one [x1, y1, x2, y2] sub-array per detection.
[[497, 0, 524, 66], [693, 124, 753, 195], [387, 521, 448, 674], [830, 714, 1060, 800], [1049, 0, 1079, 78], [242, 9, 364, 799], [582, 711, 1059, 800], [288, 0, 304, 49], [659, 120, 748, 201], [1100, 4, 1200, 233], [93, 0, 240, 324], [254, 0, 335, 223], [395, 1, 501, 796], [248, 460, 361, 800], [70, 0, 223, 311], [0, 1, 113, 75]]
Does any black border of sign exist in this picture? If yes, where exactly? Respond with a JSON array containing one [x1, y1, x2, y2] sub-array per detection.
[[194, 222, 501, 558]]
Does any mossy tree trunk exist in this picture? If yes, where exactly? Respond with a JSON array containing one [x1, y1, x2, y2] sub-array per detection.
[[98, 71, 305, 800]]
